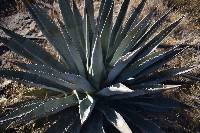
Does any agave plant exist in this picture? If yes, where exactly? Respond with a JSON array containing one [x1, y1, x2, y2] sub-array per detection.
[[0, 0, 197, 132]]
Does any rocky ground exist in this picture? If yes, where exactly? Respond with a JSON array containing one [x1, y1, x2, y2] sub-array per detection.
[[0, 0, 200, 132]]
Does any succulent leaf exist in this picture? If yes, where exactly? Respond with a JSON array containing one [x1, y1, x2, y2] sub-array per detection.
[[111, 85, 180, 100], [0, 0, 195, 132], [138, 16, 184, 59], [132, 66, 196, 85], [45, 108, 80, 133], [22, 0, 79, 73], [16, 63, 94, 92], [89, 34, 105, 89], [0, 95, 78, 128], [121, 0, 147, 39], [80, 111, 105, 133], [0, 31, 68, 73], [57, 0, 86, 76], [118, 107, 163, 133], [99, 0, 114, 61], [125, 97, 189, 112], [107, 0, 131, 60], [111, 10, 155, 65], [72, 0, 86, 54], [107, 48, 141, 83], [0, 37, 42, 64], [101, 106, 132, 133], [98, 83, 133, 96], [79, 94, 95, 124], [0, 68, 94, 93], [132, 7, 174, 50], [118, 45, 186, 82]]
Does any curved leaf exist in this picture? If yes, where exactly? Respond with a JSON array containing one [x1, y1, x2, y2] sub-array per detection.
[[111, 9, 154, 65], [72, 0, 86, 53], [16, 63, 93, 92], [119, 107, 163, 133], [98, 0, 113, 33], [58, 0, 86, 76], [110, 85, 180, 100], [101, 106, 132, 133], [121, 0, 147, 39], [84, 0, 95, 34], [107, 48, 141, 83], [118, 45, 186, 82], [79, 94, 95, 124], [80, 111, 105, 133], [132, 7, 174, 50], [45, 108, 80, 133], [89, 34, 105, 89], [108, 0, 131, 59], [0, 37, 40, 64], [0, 68, 70, 93], [100, 0, 114, 61], [98, 83, 133, 97], [137, 16, 184, 59], [0, 32, 68, 73], [0, 68, 94, 93], [132, 66, 196, 85], [0, 95, 78, 128], [22, 1, 78, 72], [130, 97, 189, 112]]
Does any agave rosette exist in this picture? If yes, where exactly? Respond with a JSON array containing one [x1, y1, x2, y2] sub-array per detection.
[[0, 0, 196, 132]]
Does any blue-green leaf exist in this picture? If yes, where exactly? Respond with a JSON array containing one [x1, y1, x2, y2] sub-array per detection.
[[89, 35, 105, 89], [118, 45, 186, 82], [85, 0, 95, 34], [45, 108, 80, 133], [133, 66, 196, 85], [107, 0, 131, 60], [119, 107, 163, 133], [137, 16, 184, 59], [97, 83, 133, 96], [15, 63, 91, 91], [101, 106, 132, 133], [107, 49, 140, 83], [72, 0, 86, 53], [133, 7, 174, 50], [110, 10, 154, 65], [58, 0, 85, 57], [111, 85, 180, 100], [98, 0, 113, 32], [0, 68, 94, 93], [0, 37, 42, 64], [79, 94, 95, 124], [0, 32, 68, 73], [80, 111, 105, 133], [0, 95, 78, 128], [121, 0, 147, 40], [58, 0, 86, 76], [0, 68, 70, 93], [129, 97, 188, 112], [22, 1, 77, 72], [100, 0, 114, 61]]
